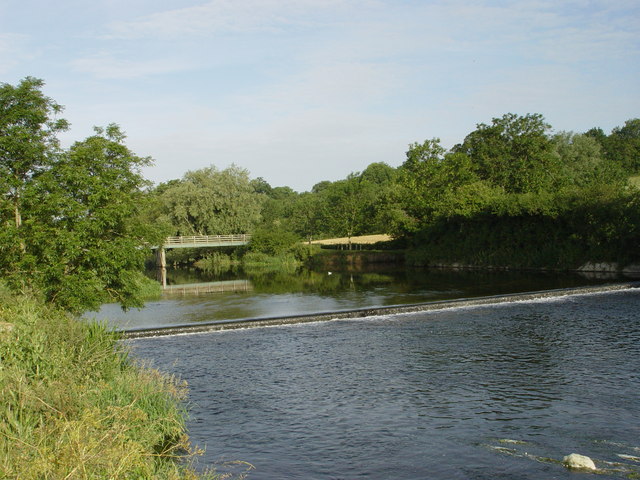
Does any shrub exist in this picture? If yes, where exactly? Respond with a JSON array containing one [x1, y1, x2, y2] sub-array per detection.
[[242, 252, 301, 274], [248, 228, 299, 256]]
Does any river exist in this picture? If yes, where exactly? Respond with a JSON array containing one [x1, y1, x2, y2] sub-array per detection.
[[125, 287, 639, 479], [92, 266, 626, 330], [89, 267, 640, 479]]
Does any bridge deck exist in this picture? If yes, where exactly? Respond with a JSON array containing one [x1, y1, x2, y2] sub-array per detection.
[[162, 234, 251, 249]]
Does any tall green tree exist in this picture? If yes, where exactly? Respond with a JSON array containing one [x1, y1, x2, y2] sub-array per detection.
[[551, 132, 625, 188], [260, 186, 298, 229], [0, 78, 162, 312], [250, 176, 273, 195], [0, 77, 67, 287], [23, 125, 161, 311], [586, 119, 640, 174], [394, 139, 446, 233], [290, 191, 327, 243], [359, 162, 400, 234], [323, 174, 377, 245], [360, 161, 397, 185], [608, 119, 640, 173], [394, 139, 485, 233], [157, 164, 264, 235], [456, 113, 559, 193], [0, 77, 68, 232]]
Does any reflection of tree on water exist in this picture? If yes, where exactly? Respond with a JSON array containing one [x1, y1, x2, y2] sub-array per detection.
[[246, 269, 395, 295], [152, 265, 241, 285], [157, 262, 615, 302]]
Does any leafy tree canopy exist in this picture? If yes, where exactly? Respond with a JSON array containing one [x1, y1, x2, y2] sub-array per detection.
[[551, 132, 626, 188], [361, 162, 397, 185], [322, 174, 378, 242], [455, 113, 559, 193], [155, 164, 264, 235], [608, 118, 640, 173], [250, 176, 272, 195], [585, 119, 640, 173], [0, 83, 160, 311], [0, 77, 69, 229]]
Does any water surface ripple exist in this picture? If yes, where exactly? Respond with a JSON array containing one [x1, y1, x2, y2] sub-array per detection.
[[129, 290, 640, 479]]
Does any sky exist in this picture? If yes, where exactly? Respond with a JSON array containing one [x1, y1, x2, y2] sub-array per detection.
[[1, 0, 639, 192]]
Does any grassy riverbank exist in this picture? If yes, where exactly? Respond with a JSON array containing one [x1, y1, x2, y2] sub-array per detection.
[[0, 286, 210, 479]]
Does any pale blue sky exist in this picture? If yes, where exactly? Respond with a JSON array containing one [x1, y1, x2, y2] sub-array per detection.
[[2, 0, 639, 191]]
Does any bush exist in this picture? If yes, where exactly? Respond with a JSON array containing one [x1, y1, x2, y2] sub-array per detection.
[[248, 228, 300, 256], [289, 243, 321, 262], [242, 252, 301, 274], [134, 271, 163, 301]]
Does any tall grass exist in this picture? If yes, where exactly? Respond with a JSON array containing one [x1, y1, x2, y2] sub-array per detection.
[[0, 288, 214, 479]]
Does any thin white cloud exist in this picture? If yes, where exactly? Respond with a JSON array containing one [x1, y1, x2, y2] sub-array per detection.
[[105, 0, 367, 39], [71, 53, 195, 79]]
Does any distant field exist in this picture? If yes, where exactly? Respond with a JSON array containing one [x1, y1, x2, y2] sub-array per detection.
[[311, 234, 392, 245]]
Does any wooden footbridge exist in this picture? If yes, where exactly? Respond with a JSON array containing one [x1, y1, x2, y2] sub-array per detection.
[[154, 234, 251, 288], [162, 234, 251, 249]]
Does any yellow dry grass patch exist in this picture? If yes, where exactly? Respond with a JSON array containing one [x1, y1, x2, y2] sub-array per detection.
[[311, 234, 392, 245]]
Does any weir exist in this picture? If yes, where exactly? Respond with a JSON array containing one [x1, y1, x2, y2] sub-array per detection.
[[121, 282, 639, 339]]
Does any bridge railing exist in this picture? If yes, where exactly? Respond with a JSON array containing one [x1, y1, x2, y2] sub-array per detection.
[[164, 234, 252, 247]]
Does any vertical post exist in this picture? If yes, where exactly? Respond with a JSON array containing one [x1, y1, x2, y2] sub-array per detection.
[[156, 247, 167, 288]]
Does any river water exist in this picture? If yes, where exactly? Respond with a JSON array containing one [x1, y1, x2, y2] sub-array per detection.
[[124, 283, 640, 479], [92, 267, 626, 330]]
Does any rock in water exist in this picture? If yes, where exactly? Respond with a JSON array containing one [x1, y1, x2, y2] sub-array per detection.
[[563, 453, 597, 471]]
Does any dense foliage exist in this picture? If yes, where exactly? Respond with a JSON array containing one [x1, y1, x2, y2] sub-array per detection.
[[0, 78, 163, 312], [150, 165, 264, 235], [233, 112, 640, 269], [392, 114, 639, 268]]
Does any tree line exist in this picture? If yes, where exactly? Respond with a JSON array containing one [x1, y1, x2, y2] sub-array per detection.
[[1, 77, 639, 311], [147, 112, 640, 267]]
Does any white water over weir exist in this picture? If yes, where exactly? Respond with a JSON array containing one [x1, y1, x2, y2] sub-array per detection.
[[121, 282, 639, 339]]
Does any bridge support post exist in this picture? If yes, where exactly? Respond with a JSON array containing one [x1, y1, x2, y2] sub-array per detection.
[[156, 247, 167, 288]]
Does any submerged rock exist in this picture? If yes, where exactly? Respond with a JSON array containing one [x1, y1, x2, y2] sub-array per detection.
[[498, 439, 528, 445], [563, 453, 597, 471]]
